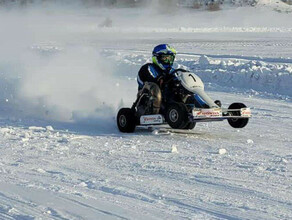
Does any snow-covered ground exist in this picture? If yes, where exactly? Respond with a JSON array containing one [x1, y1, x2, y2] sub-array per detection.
[[0, 3, 292, 219], [1, 90, 292, 219]]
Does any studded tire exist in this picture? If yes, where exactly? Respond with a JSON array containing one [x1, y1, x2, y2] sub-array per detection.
[[117, 108, 136, 133]]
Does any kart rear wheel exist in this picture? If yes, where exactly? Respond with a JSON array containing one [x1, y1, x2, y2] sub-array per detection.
[[117, 108, 136, 133], [228, 103, 249, 128], [166, 103, 189, 129]]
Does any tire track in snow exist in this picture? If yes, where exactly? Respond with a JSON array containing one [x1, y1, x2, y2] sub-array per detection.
[[0, 183, 131, 220], [0, 191, 51, 220], [58, 196, 129, 220], [109, 172, 290, 220], [100, 143, 291, 220]]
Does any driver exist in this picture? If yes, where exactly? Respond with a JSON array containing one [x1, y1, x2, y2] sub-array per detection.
[[137, 44, 177, 114]]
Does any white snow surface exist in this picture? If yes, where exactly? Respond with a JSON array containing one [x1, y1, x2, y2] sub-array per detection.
[[0, 4, 292, 220], [257, 0, 292, 13]]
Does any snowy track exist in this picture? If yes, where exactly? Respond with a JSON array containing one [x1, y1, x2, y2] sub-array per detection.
[[1, 42, 292, 218], [0, 90, 291, 219]]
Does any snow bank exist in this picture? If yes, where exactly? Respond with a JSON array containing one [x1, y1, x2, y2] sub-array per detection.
[[256, 0, 292, 13], [108, 51, 292, 99], [181, 55, 292, 97]]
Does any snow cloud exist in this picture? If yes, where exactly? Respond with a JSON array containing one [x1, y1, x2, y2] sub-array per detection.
[[0, 8, 135, 127], [18, 47, 120, 122], [0, 46, 128, 127]]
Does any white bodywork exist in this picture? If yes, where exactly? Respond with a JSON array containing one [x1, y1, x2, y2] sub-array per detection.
[[176, 71, 251, 120], [176, 71, 219, 108]]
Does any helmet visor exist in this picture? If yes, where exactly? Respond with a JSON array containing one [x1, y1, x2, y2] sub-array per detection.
[[159, 54, 175, 65]]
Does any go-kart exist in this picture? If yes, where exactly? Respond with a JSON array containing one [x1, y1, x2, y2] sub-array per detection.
[[117, 69, 251, 133]]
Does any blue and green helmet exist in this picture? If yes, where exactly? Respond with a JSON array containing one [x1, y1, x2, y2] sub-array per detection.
[[152, 44, 177, 73]]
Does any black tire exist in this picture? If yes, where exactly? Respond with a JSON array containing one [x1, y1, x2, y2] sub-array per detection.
[[183, 121, 196, 130], [166, 103, 189, 129], [214, 100, 222, 107], [228, 103, 249, 128], [117, 108, 136, 133]]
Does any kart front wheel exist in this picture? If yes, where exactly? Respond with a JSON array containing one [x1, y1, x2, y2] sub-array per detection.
[[117, 108, 136, 133], [184, 121, 196, 130], [166, 103, 188, 129], [228, 103, 249, 128]]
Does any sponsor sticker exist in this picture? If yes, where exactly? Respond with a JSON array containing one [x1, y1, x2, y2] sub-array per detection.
[[241, 108, 251, 117], [140, 114, 164, 125], [193, 108, 222, 118]]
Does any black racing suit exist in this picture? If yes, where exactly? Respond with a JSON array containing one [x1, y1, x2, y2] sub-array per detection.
[[136, 63, 176, 114], [137, 63, 209, 110], [137, 63, 175, 90]]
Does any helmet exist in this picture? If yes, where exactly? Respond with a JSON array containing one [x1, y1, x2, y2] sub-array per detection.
[[152, 44, 176, 73]]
